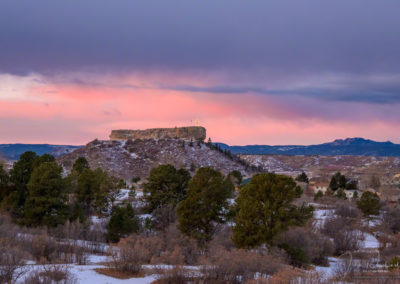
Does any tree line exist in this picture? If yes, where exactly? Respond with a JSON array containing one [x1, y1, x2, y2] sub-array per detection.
[[0, 152, 123, 228], [1, 152, 316, 254]]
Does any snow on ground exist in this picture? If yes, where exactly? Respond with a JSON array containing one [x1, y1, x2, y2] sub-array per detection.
[[87, 254, 109, 264], [314, 257, 343, 280], [138, 214, 152, 221], [70, 265, 157, 284], [17, 264, 157, 284], [362, 233, 380, 249], [313, 208, 334, 228], [117, 189, 132, 201]]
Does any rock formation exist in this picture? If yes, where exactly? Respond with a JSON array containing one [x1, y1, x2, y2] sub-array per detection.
[[110, 126, 206, 141]]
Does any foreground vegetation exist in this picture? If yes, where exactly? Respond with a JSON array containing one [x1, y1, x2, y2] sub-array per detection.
[[1, 152, 400, 283]]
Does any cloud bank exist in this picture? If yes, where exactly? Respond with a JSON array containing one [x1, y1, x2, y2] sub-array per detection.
[[0, 1, 400, 144]]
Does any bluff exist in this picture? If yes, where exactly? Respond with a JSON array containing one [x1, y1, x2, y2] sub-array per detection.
[[58, 138, 250, 181], [110, 126, 206, 141]]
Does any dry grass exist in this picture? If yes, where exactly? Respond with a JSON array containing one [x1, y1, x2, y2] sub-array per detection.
[[94, 267, 146, 279]]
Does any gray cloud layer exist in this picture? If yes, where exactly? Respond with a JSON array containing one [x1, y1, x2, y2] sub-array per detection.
[[1, 0, 400, 105], [1, 0, 400, 75]]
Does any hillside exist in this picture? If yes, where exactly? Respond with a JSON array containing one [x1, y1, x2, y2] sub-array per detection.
[[0, 144, 81, 160], [58, 138, 251, 180], [217, 138, 400, 156], [241, 154, 400, 187]]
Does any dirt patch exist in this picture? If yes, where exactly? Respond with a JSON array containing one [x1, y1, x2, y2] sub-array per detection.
[[94, 267, 146, 279]]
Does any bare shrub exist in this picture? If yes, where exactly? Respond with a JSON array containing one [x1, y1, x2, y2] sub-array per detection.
[[152, 223, 200, 265], [108, 234, 163, 274], [382, 206, 400, 234], [208, 225, 235, 252], [322, 214, 363, 255], [334, 202, 361, 219], [201, 247, 283, 284], [31, 231, 58, 263], [278, 226, 333, 267], [381, 234, 400, 262], [50, 219, 106, 243], [24, 265, 77, 284], [155, 266, 194, 284], [266, 267, 325, 284], [0, 240, 26, 284]]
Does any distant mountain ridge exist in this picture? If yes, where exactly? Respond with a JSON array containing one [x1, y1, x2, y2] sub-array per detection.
[[216, 138, 400, 156], [2, 137, 400, 160], [0, 144, 82, 160]]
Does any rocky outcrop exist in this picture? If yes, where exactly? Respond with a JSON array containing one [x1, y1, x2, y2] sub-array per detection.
[[58, 138, 249, 180], [109, 126, 206, 141]]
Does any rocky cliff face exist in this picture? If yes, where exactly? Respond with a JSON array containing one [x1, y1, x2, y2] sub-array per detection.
[[110, 126, 206, 141], [58, 138, 249, 181]]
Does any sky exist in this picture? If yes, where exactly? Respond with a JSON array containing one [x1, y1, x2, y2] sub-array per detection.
[[1, 0, 400, 145]]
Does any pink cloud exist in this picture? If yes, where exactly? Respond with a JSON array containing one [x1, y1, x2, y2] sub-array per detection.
[[1, 73, 400, 145]]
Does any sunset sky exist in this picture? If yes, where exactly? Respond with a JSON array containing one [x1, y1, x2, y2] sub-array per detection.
[[1, 1, 400, 145]]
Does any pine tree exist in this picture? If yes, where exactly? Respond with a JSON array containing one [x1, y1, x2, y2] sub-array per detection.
[[23, 161, 69, 227], [295, 172, 309, 184], [143, 164, 190, 213], [329, 172, 347, 191], [232, 173, 314, 248], [4, 151, 38, 218], [177, 167, 233, 248], [107, 204, 139, 243], [335, 188, 347, 200], [0, 164, 10, 202], [314, 190, 324, 201], [357, 191, 381, 217], [72, 157, 90, 174]]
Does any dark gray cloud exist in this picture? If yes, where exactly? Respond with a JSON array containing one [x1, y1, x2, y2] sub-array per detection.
[[166, 78, 400, 104], [1, 0, 400, 77]]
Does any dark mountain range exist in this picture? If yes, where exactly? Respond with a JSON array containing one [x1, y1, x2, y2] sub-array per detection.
[[2, 137, 400, 161], [216, 138, 400, 156], [0, 144, 82, 160]]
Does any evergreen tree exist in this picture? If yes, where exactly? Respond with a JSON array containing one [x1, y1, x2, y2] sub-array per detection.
[[296, 172, 309, 184], [0, 164, 10, 202], [23, 161, 69, 227], [107, 204, 139, 242], [232, 173, 314, 248], [177, 167, 233, 247], [32, 154, 55, 169], [329, 172, 347, 191], [143, 164, 190, 213], [4, 151, 38, 218], [314, 190, 323, 201], [74, 168, 121, 217], [335, 188, 347, 200], [72, 157, 90, 174], [357, 191, 381, 217]]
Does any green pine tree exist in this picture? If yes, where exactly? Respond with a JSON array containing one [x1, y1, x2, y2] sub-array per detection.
[[23, 161, 69, 227], [314, 190, 324, 201], [3, 151, 38, 219], [177, 167, 233, 248], [107, 204, 139, 243], [335, 188, 347, 200], [329, 172, 347, 191], [232, 173, 314, 248], [72, 157, 90, 174], [0, 164, 11, 202], [357, 191, 381, 217], [143, 164, 190, 213], [296, 172, 309, 184]]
